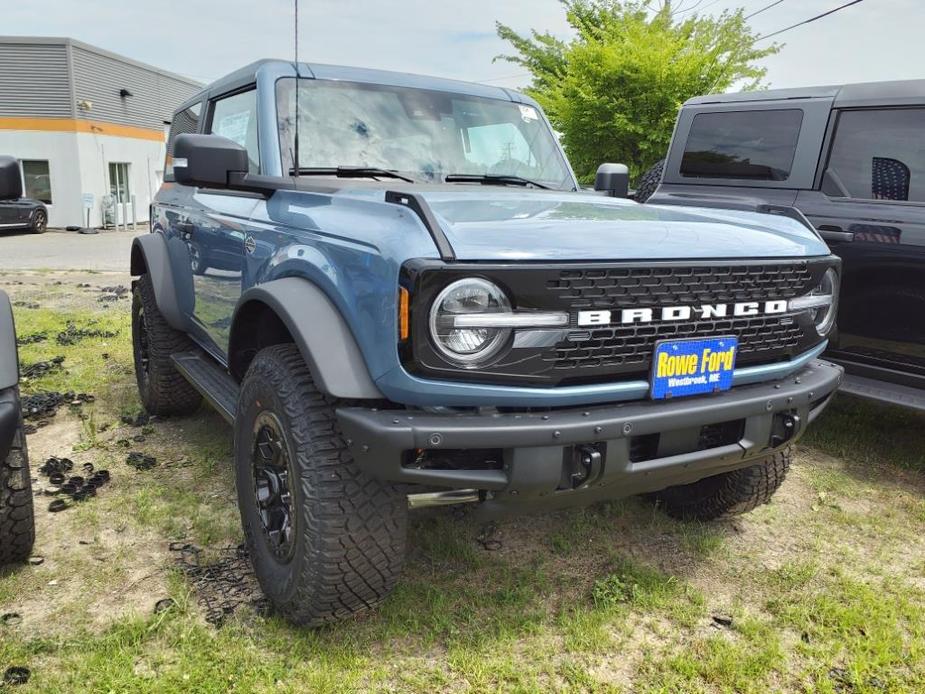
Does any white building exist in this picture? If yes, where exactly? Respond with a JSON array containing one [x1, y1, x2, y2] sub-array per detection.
[[0, 36, 201, 229]]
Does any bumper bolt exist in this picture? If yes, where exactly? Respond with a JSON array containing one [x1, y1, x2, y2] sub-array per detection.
[[594, 426, 603, 434], [766, 401, 773, 411], [622, 423, 633, 435], [429, 433, 443, 446], [553, 430, 561, 439]]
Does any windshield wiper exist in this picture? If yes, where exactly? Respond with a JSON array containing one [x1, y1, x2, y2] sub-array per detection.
[[443, 173, 550, 190], [291, 167, 417, 183]]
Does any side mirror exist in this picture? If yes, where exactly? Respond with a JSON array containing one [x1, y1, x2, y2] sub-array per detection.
[[0, 156, 23, 201], [594, 163, 629, 198], [173, 134, 250, 189]]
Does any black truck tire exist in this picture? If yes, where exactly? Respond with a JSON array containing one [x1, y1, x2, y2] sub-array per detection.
[[651, 447, 791, 521], [131, 273, 202, 416], [634, 159, 665, 203], [0, 409, 35, 565], [234, 344, 407, 626]]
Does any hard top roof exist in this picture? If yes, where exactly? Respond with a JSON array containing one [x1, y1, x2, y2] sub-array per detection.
[[182, 59, 536, 109], [685, 78, 925, 109]]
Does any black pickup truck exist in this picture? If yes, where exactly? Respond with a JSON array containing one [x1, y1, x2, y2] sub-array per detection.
[[640, 79, 925, 411]]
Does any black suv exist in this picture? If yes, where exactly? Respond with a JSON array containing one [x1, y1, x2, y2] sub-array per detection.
[[642, 79, 925, 411], [0, 156, 35, 566]]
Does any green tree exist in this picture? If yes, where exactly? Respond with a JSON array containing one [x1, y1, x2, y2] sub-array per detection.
[[496, 0, 780, 183]]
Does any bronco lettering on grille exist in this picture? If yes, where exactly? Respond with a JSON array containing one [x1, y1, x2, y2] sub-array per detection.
[[577, 300, 788, 327]]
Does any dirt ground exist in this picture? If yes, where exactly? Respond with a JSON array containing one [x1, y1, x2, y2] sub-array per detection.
[[1, 270, 924, 693]]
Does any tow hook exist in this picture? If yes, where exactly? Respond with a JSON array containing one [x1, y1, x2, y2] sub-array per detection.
[[770, 412, 800, 447], [565, 444, 604, 489]]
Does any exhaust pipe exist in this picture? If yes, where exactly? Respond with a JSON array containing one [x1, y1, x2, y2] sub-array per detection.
[[407, 489, 481, 509]]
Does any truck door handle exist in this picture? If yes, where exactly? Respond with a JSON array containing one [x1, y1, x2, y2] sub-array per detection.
[[816, 225, 854, 243], [176, 220, 195, 238]]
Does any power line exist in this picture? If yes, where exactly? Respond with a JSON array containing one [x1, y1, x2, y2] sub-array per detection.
[[745, 0, 785, 20], [755, 0, 864, 41]]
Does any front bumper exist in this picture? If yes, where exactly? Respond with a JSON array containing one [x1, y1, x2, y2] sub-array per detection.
[[338, 358, 843, 514]]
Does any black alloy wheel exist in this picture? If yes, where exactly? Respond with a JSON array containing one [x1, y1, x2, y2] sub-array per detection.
[[251, 411, 296, 562], [31, 210, 47, 234]]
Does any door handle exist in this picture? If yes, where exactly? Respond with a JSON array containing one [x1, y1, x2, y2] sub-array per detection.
[[816, 225, 854, 243], [176, 220, 195, 238]]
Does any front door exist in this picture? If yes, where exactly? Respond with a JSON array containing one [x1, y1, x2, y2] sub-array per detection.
[[183, 86, 263, 358], [797, 107, 925, 387]]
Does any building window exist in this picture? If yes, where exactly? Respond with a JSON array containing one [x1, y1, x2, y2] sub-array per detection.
[[21, 160, 52, 204], [824, 108, 925, 202], [210, 88, 260, 173], [109, 162, 131, 204], [680, 109, 803, 181]]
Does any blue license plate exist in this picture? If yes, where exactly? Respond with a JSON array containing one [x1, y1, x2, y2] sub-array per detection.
[[650, 336, 738, 400]]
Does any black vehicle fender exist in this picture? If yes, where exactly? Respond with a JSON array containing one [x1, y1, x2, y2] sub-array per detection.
[[228, 277, 383, 400], [130, 233, 192, 331], [0, 290, 19, 391]]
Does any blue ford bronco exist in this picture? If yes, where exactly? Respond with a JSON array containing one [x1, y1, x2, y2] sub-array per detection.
[[130, 60, 843, 625]]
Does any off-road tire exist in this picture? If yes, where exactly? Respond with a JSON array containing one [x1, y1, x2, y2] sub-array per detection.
[[131, 273, 202, 416], [30, 209, 47, 234], [652, 447, 791, 521], [0, 403, 35, 565], [634, 159, 665, 203], [235, 344, 407, 626]]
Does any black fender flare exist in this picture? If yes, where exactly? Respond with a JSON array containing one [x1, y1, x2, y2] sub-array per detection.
[[130, 233, 190, 331], [0, 290, 18, 390], [228, 278, 383, 400]]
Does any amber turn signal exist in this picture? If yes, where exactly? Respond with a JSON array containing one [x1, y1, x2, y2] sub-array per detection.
[[399, 287, 410, 341]]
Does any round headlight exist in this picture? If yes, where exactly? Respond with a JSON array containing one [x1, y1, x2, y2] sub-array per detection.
[[428, 278, 512, 365], [809, 267, 839, 335]]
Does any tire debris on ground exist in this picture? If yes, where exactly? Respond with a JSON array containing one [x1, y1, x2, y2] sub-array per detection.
[[36, 456, 111, 511], [20, 356, 65, 380], [21, 392, 94, 422], [55, 322, 118, 346], [126, 452, 157, 471], [170, 543, 268, 627]]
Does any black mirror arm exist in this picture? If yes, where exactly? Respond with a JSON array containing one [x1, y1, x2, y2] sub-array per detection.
[[226, 171, 291, 197]]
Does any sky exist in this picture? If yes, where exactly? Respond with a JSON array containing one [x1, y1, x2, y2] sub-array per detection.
[[2, 0, 920, 91]]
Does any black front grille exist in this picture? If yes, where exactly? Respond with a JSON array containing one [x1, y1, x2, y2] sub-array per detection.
[[546, 315, 804, 372], [542, 264, 814, 380], [546, 264, 813, 309], [404, 259, 830, 387]]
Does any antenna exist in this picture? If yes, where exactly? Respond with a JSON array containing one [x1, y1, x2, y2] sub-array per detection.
[[293, 0, 300, 178]]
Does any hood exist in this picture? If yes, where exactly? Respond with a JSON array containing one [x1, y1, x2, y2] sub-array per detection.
[[411, 190, 829, 261]]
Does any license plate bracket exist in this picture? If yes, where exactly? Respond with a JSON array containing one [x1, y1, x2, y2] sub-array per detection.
[[650, 336, 738, 400]]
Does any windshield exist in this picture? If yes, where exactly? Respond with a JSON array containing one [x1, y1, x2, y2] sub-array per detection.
[[276, 78, 574, 189]]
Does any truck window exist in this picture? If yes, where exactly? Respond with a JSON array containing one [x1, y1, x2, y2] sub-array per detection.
[[209, 89, 260, 174], [680, 109, 803, 181], [824, 108, 925, 202], [164, 101, 201, 182]]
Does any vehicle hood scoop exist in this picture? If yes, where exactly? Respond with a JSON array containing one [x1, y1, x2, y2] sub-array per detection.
[[414, 190, 830, 261]]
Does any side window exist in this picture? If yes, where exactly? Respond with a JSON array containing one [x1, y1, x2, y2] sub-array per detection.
[[824, 108, 925, 202], [680, 109, 803, 182], [210, 89, 260, 174], [164, 101, 202, 182]]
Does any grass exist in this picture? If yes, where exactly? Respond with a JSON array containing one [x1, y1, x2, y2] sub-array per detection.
[[1, 270, 925, 692]]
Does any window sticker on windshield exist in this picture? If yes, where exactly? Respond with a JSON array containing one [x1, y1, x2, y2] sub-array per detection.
[[519, 105, 539, 122], [217, 111, 250, 147]]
